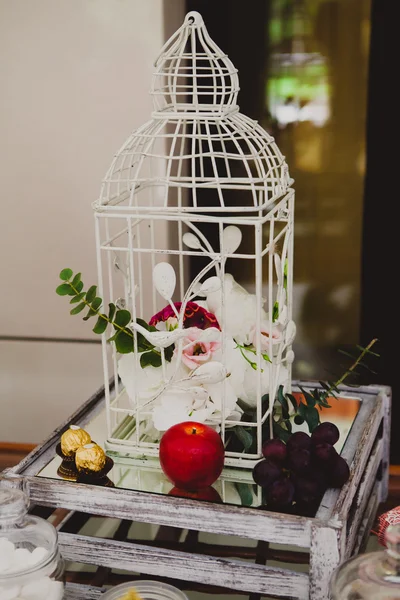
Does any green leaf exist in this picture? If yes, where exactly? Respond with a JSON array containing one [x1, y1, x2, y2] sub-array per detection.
[[273, 421, 291, 443], [71, 272, 82, 287], [294, 415, 305, 425], [286, 393, 298, 412], [235, 482, 254, 506], [108, 303, 116, 322], [91, 297, 102, 311], [83, 297, 102, 321], [114, 309, 131, 328], [356, 344, 380, 357], [318, 381, 332, 393], [70, 302, 86, 315], [272, 301, 279, 323], [277, 385, 289, 420], [59, 268, 73, 281], [115, 331, 134, 354], [75, 281, 84, 293], [304, 406, 320, 433], [137, 317, 158, 333], [233, 426, 254, 451], [70, 292, 85, 304], [164, 344, 174, 362], [56, 283, 73, 296], [93, 315, 108, 334], [299, 387, 316, 408], [140, 351, 162, 368], [236, 398, 256, 415], [86, 285, 97, 303]]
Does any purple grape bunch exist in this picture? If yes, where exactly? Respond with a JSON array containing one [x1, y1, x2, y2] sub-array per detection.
[[252, 422, 350, 516]]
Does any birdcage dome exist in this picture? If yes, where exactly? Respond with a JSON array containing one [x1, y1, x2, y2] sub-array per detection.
[[96, 11, 292, 213]]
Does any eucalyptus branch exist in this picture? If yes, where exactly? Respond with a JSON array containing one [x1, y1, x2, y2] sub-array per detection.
[[331, 338, 378, 391]]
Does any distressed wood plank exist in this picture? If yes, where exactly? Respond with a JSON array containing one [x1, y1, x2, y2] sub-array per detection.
[[26, 476, 312, 547], [353, 486, 379, 556], [309, 523, 344, 600], [59, 532, 310, 599], [345, 438, 383, 558], [379, 389, 391, 503], [317, 392, 383, 522], [65, 582, 103, 599]]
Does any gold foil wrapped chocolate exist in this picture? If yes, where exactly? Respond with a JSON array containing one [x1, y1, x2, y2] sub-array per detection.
[[75, 443, 106, 473], [60, 425, 91, 457]]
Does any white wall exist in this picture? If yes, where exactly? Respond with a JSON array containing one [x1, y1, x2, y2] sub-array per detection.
[[0, 0, 185, 443]]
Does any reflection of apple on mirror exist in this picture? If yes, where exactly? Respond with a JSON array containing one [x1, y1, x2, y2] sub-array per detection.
[[168, 486, 222, 502], [159, 421, 225, 490]]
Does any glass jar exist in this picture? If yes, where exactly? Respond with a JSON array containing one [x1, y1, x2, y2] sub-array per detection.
[[330, 524, 400, 599], [0, 475, 65, 600], [102, 580, 189, 600]]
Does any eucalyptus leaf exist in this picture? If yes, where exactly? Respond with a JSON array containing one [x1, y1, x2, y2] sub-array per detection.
[[59, 268, 73, 281], [273, 421, 291, 443], [93, 315, 108, 334], [115, 331, 134, 354], [140, 351, 162, 368], [114, 309, 131, 328], [70, 292, 85, 304], [75, 281, 84, 293], [86, 285, 97, 303], [56, 283, 73, 296], [108, 303, 116, 322], [286, 393, 298, 412], [294, 415, 305, 425], [71, 273, 82, 287], [70, 302, 86, 315]]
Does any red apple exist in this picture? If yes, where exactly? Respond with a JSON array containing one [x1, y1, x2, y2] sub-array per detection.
[[159, 421, 225, 490], [168, 486, 222, 502]]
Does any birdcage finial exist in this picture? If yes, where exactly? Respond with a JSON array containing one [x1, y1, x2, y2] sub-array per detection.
[[151, 11, 240, 117]]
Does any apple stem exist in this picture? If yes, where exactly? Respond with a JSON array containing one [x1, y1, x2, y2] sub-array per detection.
[[192, 428, 197, 434]]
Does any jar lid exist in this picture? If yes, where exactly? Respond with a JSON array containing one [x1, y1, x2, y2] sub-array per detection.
[[0, 487, 29, 523], [102, 580, 189, 600]]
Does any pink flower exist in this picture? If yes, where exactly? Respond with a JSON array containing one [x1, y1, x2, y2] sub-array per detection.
[[150, 302, 220, 330], [251, 321, 283, 351], [180, 329, 220, 370]]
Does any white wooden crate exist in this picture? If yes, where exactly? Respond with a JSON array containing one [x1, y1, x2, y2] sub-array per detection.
[[7, 381, 391, 600]]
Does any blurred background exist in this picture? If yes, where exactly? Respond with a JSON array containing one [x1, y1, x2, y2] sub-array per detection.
[[0, 1, 393, 458]]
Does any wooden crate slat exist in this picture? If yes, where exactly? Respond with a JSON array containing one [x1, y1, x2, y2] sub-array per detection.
[[345, 437, 383, 557], [65, 582, 104, 599], [26, 476, 312, 547], [59, 532, 310, 599]]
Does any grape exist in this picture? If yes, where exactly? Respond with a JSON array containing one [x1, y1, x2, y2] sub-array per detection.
[[262, 438, 287, 465], [329, 456, 350, 487], [252, 459, 282, 488], [267, 477, 295, 508], [287, 448, 311, 474], [293, 476, 324, 505], [311, 422, 340, 446], [286, 431, 312, 453], [312, 442, 338, 465]]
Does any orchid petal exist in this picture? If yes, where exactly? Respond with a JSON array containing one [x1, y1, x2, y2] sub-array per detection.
[[183, 232, 202, 250], [153, 263, 176, 301], [198, 327, 221, 343], [223, 226, 242, 254]]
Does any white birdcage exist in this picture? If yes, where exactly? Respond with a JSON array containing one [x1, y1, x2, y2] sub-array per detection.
[[95, 11, 295, 468]]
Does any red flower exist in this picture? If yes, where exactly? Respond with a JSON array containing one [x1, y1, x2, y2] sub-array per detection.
[[150, 302, 220, 330]]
